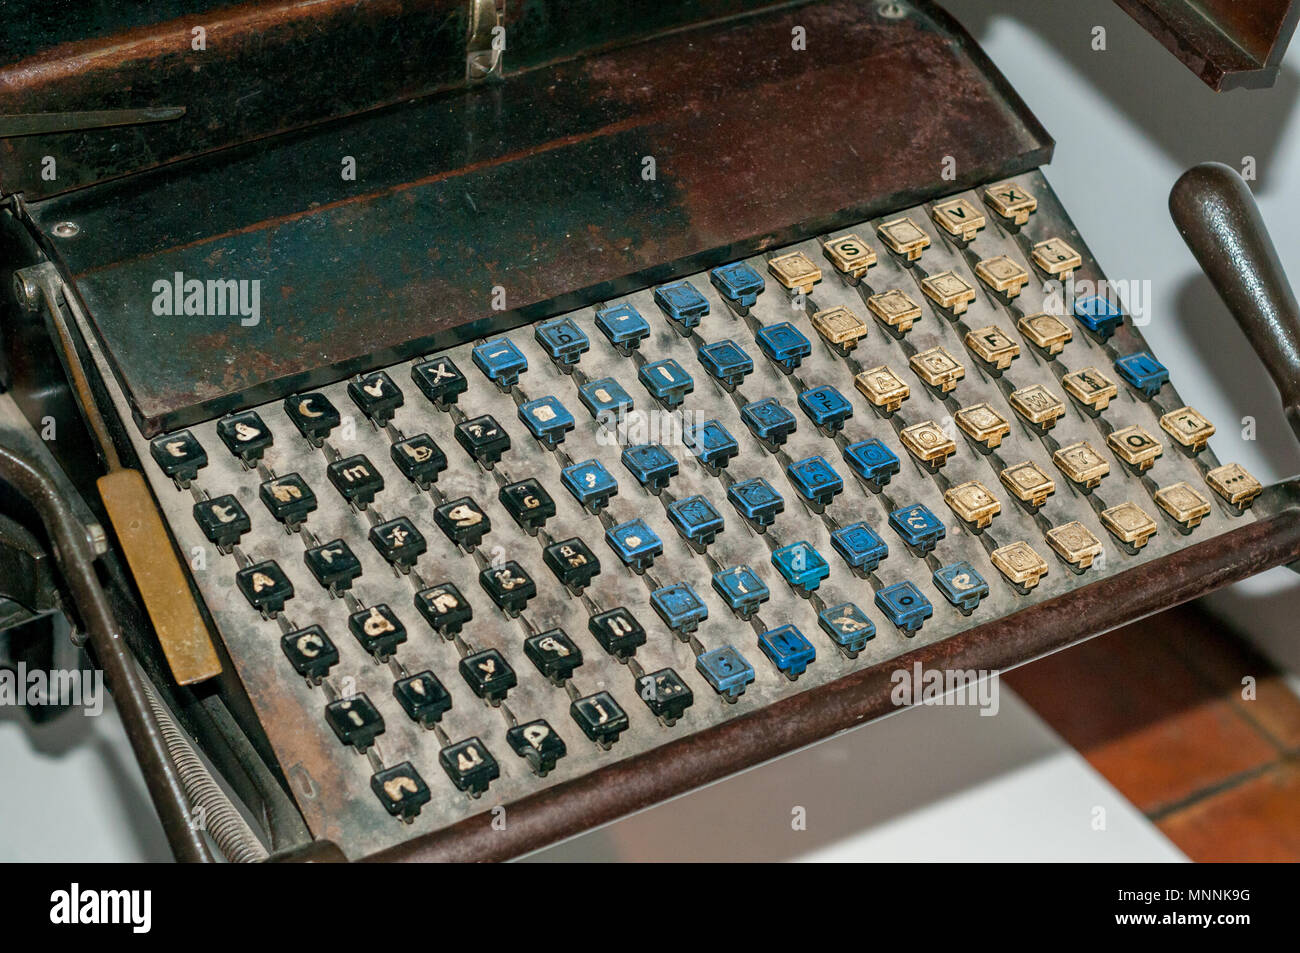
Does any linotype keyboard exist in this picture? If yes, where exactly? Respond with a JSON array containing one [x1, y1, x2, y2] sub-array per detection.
[[137, 170, 1261, 857]]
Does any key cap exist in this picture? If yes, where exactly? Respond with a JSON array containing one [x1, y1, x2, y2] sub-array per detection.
[[1114, 352, 1170, 398], [439, 737, 499, 796], [327, 454, 385, 508], [973, 256, 1029, 300], [786, 455, 843, 509], [983, 181, 1037, 225], [1205, 463, 1262, 510], [216, 410, 273, 465], [1046, 521, 1105, 572], [459, 648, 517, 704], [710, 260, 766, 309], [325, 693, 384, 753], [562, 459, 618, 513], [588, 606, 646, 659], [636, 668, 694, 725], [534, 316, 590, 369], [433, 496, 491, 550], [193, 495, 250, 550], [639, 358, 694, 409], [472, 337, 528, 389], [1031, 237, 1082, 280], [1062, 366, 1118, 413], [798, 384, 853, 434], [414, 582, 472, 637], [1008, 384, 1066, 432], [931, 197, 986, 242], [1053, 441, 1110, 490], [910, 346, 965, 392], [964, 326, 1020, 372], [654, 279, 711, 332], [1107, 424, 1163, 472], [696, 645, 756, 701], [767, 250, 822, 293], [571, 691, 630, 749], [842, 438, 901, 489], [1160, 406, 1216, 453], [1000, 460, 1056, 509], [954, 403, 1011, 451], [1018, 312, 1072, 356], [348, 604, 407, 659], [921, 270, 976, 315], [711, 564, 770, 620], [605, 519, 663, 572], [543, 536, 601, 593], [393, 671, 453, 727], [524, 628, 584, 685], [348, 370, 404, 426], [877, 217, 930, 260], [943, 480, 1001, 530], [498, 478, 556, 533], [728, 477, 785, 528], [990, 540, 1049, 593], [830, 521, 889, 573], [1154, 481, 1212, 531], [284, 392, 340, 445], [698, 339, 754, 390], [866, 289, 921, 334], [889, 502, 946, 554], [771, 540, 830, 595], [150, 430, 208, 484], [686, 419, 739, 471], [667, 494, 725, 550], [369, 516, 427, 570], [811, 305, 869, 355], [822, 233, 876, 281], [454, 414, 511, 468], [411, 355, 467, 407], [874, 581, 933, 635], [478, 560, 536, 615], [390, 433, 447, 488], [621, 443, 678, 493], [651, 582, 709, 636], [236, 559, 294, 616], [595, 303, 650, 354], [755, 322, 812, 372], [1100, 501, 1159, 553], [900, 419, 957, 470], [1072, 295, 1123, 340], [741, 397, 798, 449], [518, 395, 575, 449], [818, 602, 875, 657], [304, 538, 363, 592], [933, 560, 990, 613], [758, 623, 816, 679], [507, 720, 567, 776], [371, 762, 431, 821], [280, 625, 339, 682], [854, 364, 910, 412], [579, 376, 635, 421]]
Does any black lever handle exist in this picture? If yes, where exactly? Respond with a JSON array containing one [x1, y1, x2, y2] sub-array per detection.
[[1169, 162, 1300, 443]]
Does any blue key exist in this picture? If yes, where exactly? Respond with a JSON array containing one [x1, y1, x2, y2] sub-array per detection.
[[843, 439, 901, 489], [888, 502, 946, 554], [798, 384, 853, 434], [621, 443, 679, 493], [517, 395, 574, 449], [561, 459, 618, 514], [932, 560, 989, 613], [697, 339, 754, 390], [771, 540, 830, 595], [578, 377, 634, 422], [830, 521, 889, 573], [1114, 352, 1169, 398], [741, 397, 797, 448], [639, 358, 694, 409], [687, 420, 739, 471], [786, 455, 843, 509], [818, 602, 876, 656], [651, 582, 709, 635], [728, 477, 785, 528], [711, 564, 769, 619], [595, 303, 650, 354], [756, 322, 812, 373], [758, 623, 816, 679], [534, 317, 590, 368], [667, 494, 725, 549], [696, 645, 755, 701], [605, 519, 663, 572], [875, 581, 933, 635], [1073, 295, 1123, 340], [472, 337, 528, 388], [709, 261, 765, 309], [654, 280, 710, 332]]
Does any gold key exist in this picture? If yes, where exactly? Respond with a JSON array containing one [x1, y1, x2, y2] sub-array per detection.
[[854, 365, 910, 412], [1155, 481, 1212, 530], [1106, 424, 1163, 471], [931, 197, 986, 242], [909, 346, 965, 392], [1046, 521, 1104, 571], [1018, 312, 1072, 356], [867, 288, 922, 333], [767, 251, 822, 294], [1000, 461, 1056, 508], [920, 270, 977, 315], [983, 182, 1037, 225], [811, 305, 869, 354], [1100, 501, 1158, 552], [822, 234, 877, 281], [1009, 383, 1066, 431], [1031, 237, 1082, 280], [1062, 366, 1118, 412], [964, 325, 1021, 371], [975, 255, 1030, 299], [944, 480, 1001, 529], [877, 217, 931, 260], [991, 540, 1049, 592], [955, 403, 1011, 449], [1205, 463, 1262, 509], [1053, 441, 1110, 489], [900, 419, 957, 469], [1160, 406, 1216, 452]]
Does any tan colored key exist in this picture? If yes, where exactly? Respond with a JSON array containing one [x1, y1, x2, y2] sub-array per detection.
[[975, 255, 1030, 299], [1205, 463, 1262, 509], [955, 403, 1011, 449], [944, 480, 1001, 529], [1031, 237, 1082, 279], [1000, 461, 1056, 507], [900, 419, 956, 469], [920, 270, 977, 315], [991, 541, 1049, 591], [964, 325, 1020, 371], [867, 288, 922, 333], [822, 234, 877, 281], [931, 197, 986, 241], [854, 365, 910, 412], [1053, 441, 1110, 489], [909, 346, 965, 392], [767, 251, 822, 294], [877, 217, 930, 260], [811, 305, 869, 353], [984, 181, 1037, 225], [1009, 383, 1066, 430], [1100, 502, 1158, 551], [1155, 481, 1212, 529], [1046, 521, 1104, 570], [1018, 312, 1072, 356], [1160, 406, 1216, 452], [1062, 366, 1118, 412], [1106, 424, 1163, 471]]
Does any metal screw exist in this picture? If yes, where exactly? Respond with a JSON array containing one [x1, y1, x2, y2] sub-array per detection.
[[12, 270, 39, 311], [878, 1, 907, 18], [52, 221, 80, 238]]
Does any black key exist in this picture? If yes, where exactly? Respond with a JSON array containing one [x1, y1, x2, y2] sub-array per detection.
[[636, 667, 694, 725], [348, 370, 404, 425], [478, 560, 536, 615], [414, 582, 472, 637], [498, 478, 555, 533], [506, 719, 567, 776], [369, 516, 427, 570], [542, 536, 600, 593], [348, 603, 407, 659], [259, 473, 317, 528], [325, 693, 385, 752], [192, 494, 250, 549], [459, 647, 517, 703], [303, 538, 363, 592], [523, 628, 583, 684], [371, 761, 431, 821], [434, 496, 490, 550], [280, 625, 339, 681], [439, 737, 499, 797], [454, 414, 510, 468], [150, 430, 207, 484], [570, 691, 630, 749], [236, 559, 294, 616], [284, 392, 340, 444], [327, 454, 385, 508], [391, 433, 447, 488], [412, 356, 467, 407], [392, 670, 452, 727], [588, 606, 646, 660], [216, 410, 273, 464]]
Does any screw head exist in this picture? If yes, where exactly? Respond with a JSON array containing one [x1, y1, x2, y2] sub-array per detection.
[[52, 221, 80, 238]]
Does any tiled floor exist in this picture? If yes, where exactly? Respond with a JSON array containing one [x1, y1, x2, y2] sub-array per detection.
[[1005, 603, 1300, 862]]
